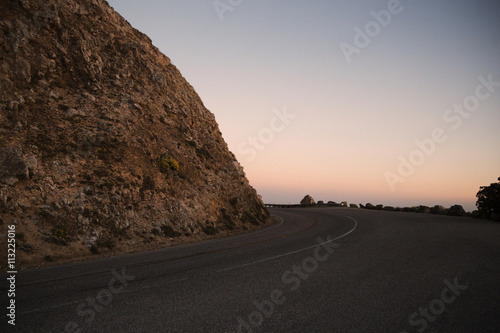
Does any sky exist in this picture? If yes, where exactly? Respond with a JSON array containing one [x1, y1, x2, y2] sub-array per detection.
[[107, 0, 500, 212]]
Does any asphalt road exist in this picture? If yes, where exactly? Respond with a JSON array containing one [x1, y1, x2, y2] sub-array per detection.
[[1, 207, 500, 332]]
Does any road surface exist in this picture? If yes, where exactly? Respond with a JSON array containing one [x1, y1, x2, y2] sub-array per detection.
[[1, 207, 500, 332]]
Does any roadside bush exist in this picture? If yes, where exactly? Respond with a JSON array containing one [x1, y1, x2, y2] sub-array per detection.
[[156, 153, 179, 172], [52, 226, 70, 240], [202, 226, 218, 235], [97, 238, 116, 250], [476, 177, 500, 220], [162, 225, 182, 238], [90, 245, 99, 254]]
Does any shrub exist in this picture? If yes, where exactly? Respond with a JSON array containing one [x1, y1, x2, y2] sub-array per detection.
[[162, 225, 182, 238], [156, 154, 179, 172], [93, 168, 109, 177], [249, 218, 260, 226], [82, 173, 92, 182], [224, 220, 236, 230], [241, 211, 260, 226], [102, 182, 114, 190], [476, 177, 500, 220], [202, 226, 218, 235], [17, 232, 25, 242], [97, 238, 116, 250], [52, 226, 70, 240], [48, 226, 71, 246], [90, 245, 99, 254]]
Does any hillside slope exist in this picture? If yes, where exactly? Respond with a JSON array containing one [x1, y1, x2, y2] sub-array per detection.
[[0, 0, 269, 269]]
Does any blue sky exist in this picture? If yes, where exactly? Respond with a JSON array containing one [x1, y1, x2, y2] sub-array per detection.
[[108, 0, 500, 211]]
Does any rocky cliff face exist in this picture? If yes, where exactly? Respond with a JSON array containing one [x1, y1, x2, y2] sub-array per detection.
[[0, 0, 269, 268]]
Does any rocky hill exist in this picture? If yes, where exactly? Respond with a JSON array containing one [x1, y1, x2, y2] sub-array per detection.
[[0, 0, 269, 269]]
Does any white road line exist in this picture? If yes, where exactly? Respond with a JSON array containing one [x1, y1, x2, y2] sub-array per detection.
[[8, 213, 354, 317], [217, 213, 358, 272], [5, 216, 286, 317]]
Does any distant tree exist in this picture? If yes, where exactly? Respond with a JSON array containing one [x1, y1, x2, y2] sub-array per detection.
[[476, 177, 500, 219]]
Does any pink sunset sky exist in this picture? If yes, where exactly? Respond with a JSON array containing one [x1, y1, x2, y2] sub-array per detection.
[[108, 0, 500, 211]]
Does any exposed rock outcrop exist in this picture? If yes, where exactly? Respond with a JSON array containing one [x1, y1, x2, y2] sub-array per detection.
[[0, 0, 269, 268], [0, 146, 37, 185]]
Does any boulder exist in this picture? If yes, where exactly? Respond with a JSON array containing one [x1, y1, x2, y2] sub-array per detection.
[[65, 108, 87, 118], [0, 146, 37, 184], [365, 203, 375, 210], [349, 203, 358, 208], [300, 195, 315, 206], [375, 204, 384, 210], [383, 206, 395, 211], [340, 201, 348, 207]]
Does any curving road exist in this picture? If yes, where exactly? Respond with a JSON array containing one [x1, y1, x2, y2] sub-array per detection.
[[1, 207, 500, 332]]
